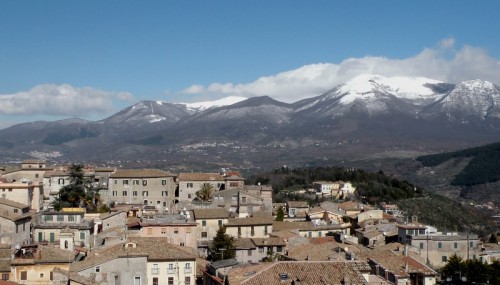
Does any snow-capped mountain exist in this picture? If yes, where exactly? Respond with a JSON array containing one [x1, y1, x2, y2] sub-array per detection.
[[425, 80, 500, 120], [180, 96, 248, 112], [1, 75, 500, 164], [294, 74, 445, 119]]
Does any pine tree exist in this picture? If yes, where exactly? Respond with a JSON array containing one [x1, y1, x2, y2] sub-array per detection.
[[52, 164, 100, 211], [275, 206, 285, 221], [210, 226, 236, 261]]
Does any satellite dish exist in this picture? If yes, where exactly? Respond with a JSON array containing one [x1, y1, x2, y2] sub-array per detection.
[[14, 244, 20, 250]]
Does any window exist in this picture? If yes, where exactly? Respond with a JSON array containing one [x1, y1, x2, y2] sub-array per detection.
[[442, 256, 448, 262], [38, 232, 43, 242], [123, 180, 129, 185], [142, 191, 148, 196], [143, 180, 148, 186], [44, 215, 53, 222], [13, 209, 18, 213], [162, 191, 168, 196], [185, 276, 191, 285], [202, 220, 207, 227], [259, 247, 264, 253], [438, 242, 442, 249], [454, 242, 458, 249], [40, 273, 44, 278], [114, 179, 117, 185], [168, 277, 174, 285], [162, 180, 167, 185], [49, 232, 55, 242], [251, 226, 255, 236], [265, 226, 268, 236], [218, 220, 223, 227], [95, 266, 100, 273], [276, 246, 283, 252], [152, 263, 159, 274], [161, 228, 166, 234], [201, 232, 207, 238], [187, 183, 193, 188], [420, 243, 424, 249], [50, 271, 53, 281], [35, 173, 39, 178], [133, 191, 138, 196], [242, 196, 247, 203], [230, 182, 238, 187], [2, 273, 8, 280], [134, 276, 141, 285], [80, 232, 85, 240], [20, 271, 27, 280], [122, 191, 128, 196], [248, 249, 252, 256], [112, 191, 117, 196], [153, 277, 159, 285], [68, 215, 75, 222], [58, 178, 65, 185], [174, 228, 179, 234], [470, 241, 474, 248], [133, 180, 139, 185], [188, 194, 192, 199], [238, 227, 241, 237], [57, 215, 64, 222]]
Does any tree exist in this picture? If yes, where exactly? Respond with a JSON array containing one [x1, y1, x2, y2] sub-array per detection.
[[440, 254, 464, 282], [196, 183, 214, 201], [52, 164, 100, 211], [488, 233, 498, 243], [275, 206, 284, 221], [210, 226, 236, 261]]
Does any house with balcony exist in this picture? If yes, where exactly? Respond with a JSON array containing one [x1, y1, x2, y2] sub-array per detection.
[[104, 169, 177, 213], [68, 237, 197, 285]]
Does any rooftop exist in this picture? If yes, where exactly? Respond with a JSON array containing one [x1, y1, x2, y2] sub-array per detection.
[[193, 208, 230, 220], [178, 172, 224, 181], [110, 169, 176, 178], [228, 261, 370, 285]]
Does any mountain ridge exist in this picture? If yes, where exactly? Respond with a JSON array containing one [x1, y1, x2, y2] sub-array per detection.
[[1, 74, 500, 169]]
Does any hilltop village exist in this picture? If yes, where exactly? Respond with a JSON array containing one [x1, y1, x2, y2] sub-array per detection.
[[0, 160, 497, 285]]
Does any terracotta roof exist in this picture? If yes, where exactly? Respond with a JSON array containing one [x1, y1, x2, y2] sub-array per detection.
[[369, 255, 437, 277], [235, 238, 256, 249], [228, 261, 370, 285], [226, 216, 274, 227], [339, 201, 365, 211], [110, 169, 176, 178], [178, 172, 224, 181], [0, 211, 31, 222], [0, 198, 29, 209], [287, 239, 345, 261], [272, 221, 345, 232], [251, 238, 285, 247], [70, 237, 196, 272], [193, 208, 230, 220], [286, 201, 309, 208]]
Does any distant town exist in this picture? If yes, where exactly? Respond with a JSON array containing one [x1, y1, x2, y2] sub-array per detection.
[[0, 160, 498, 285]]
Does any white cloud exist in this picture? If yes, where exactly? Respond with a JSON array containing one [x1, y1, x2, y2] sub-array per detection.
[[0, 84, 134, 116], [182, 38, 500, 103]]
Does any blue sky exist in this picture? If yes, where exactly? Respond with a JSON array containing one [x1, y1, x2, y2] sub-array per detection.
[[1, 1, 500, 128]]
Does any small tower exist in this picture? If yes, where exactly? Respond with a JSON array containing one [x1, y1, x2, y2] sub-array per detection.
[[59, 227, 75, 252]]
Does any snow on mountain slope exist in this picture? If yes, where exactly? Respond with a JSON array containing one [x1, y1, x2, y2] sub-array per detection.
[[337, 74, 442, 104], [180, 96, 248, 112], [436, 79, 500, 119]]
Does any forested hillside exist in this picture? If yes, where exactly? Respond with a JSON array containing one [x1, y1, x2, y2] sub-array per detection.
[[247, 166, 497, 237], [417, 142, 500, 186]]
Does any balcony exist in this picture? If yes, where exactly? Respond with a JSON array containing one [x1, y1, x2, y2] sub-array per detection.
[[184, 268, 192, 274], [167, 269, 175, 274], [151, 268, 159, 274]]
